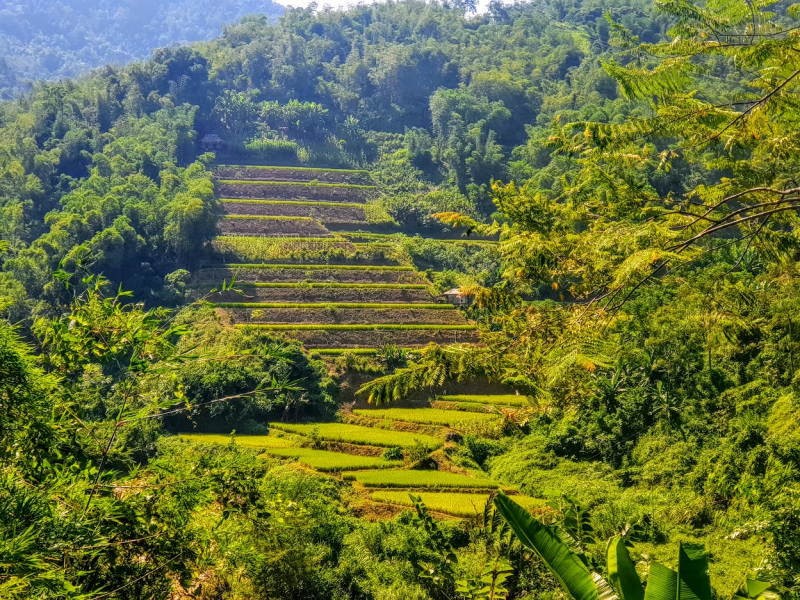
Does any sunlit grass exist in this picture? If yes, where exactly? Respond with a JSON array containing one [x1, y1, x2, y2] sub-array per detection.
[[178, 433, 295, 448], [343, 469, 498, 489], [353, 408, 499, 426], [370, 491, 546, 517], [261, 447, 403, 472]]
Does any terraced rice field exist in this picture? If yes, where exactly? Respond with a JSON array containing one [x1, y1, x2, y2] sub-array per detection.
[[268, 422, 443, 449], [343, 469, 498, 489], [436, 394, 530, 407], [178, 395, 540, 519], [353, 407, 499, 426], [198, 161, 480, 350], [370, 491, 546, 517], [261, 447, 403, 471]]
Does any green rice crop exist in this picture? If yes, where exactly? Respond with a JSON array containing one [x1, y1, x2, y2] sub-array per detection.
[[224, 215, 314, 221], [221, 199, 367, 208], [436, 394, 529, 407], [178, 433, 295, 448], [339, 232, 499, 244], [218, 263, 414, 271], [214, 302, 451, 309], [239, 324, 476, 331], [269, 423, 442, 449], [218, 179, 377, 189], [261, 447, 403, 472], [353, 408, 498, 426], [342, 470, 498, 489], [235, 282, 429, 289], [216, 165, 370, 174], [213, 237, 353, 261], [370, 491, 545, 517]]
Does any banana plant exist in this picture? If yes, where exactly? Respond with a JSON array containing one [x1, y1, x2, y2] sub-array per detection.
[[493, 492, 718, 600]]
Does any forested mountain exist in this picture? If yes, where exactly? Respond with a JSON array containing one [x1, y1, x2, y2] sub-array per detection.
[[1, 0, 800, 598], [0, 0, 284, 98]]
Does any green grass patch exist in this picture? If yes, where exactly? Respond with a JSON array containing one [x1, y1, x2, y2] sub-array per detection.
[[224, 215, 314, 221], [353, 408, 499, 426], [436, 394, 529, 407], [269, 423, 442, 449], [370, 491, 545, 517], [217, 263, 414, 271], [214, 302, 452, 309], [261, 447, 403, 472], [178, 433, 295, 448], [342, 469, 498, 489], [221, 199, 367, 208], [218, 179, 377, 189], [239, 324, 476, 331], [216, 165, 370, 174]]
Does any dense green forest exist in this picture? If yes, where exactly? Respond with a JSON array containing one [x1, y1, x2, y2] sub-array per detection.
[[0, 0, 284, 98], [1, 0, 800, 598]]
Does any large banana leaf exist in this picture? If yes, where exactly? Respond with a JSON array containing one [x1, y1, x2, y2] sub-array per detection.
[[494, 492, 598, 600], [677, 543, 711, 600], [607, 535, 644, 600], [644, 561, 677, 600]]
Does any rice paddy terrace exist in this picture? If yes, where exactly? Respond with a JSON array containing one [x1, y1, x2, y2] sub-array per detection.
[[180, 394, 546, 520], [194, 163, 481, 350]]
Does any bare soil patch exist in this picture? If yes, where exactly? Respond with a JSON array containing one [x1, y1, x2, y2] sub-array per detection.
[[217, 182, 374, 202], [216, 166, 373, 185], [195, 267, 428, 285], [223, 201, 367, 222], [209, 287, 435, 304]]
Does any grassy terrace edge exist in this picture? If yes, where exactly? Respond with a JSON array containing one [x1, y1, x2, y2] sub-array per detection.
[[214, 302, 453, 309], [340, 232, 500, 244], [205, 263, 415, 271], [236, 324, 476, 331], [217, 179, 377, 189], [216, 165, 370, 174]]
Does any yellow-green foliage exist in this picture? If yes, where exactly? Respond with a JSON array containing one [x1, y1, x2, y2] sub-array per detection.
[[353, 408, 499, 426], [343, 469, 499, 489], [437, 394, 529, 407], [269, 422, 443, 449], [261, 447, 403, 471], [370, 491, 545, 517], [179, 433, 295, 448]]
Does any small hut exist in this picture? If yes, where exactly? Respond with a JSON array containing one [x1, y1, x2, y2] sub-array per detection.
[[442, 288, 474, 307], [200, 133, 224, 152]]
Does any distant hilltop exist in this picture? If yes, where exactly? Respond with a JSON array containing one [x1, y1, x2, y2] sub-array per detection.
[[0, 0, 285, 98]]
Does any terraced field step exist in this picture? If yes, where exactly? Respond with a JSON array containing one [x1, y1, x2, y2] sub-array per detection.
[[262, 328, 480, 349], [269, 422, 443, 449], [343, 469, 499, 490], [340, 232, 500, 244], [434, 394, 530, 408], [215, 165, 372, 185], [222, 199, 369, 221], [370, 491, 545, 518], [195, 265, 426, 285], [215, 302, 452, 309], [213, 236, 371, 262], [260, 447, 403, 472], [229, 307, 468, 326], [217, 180, 377, 202], [240, 324, 475, 331], [203, 285, 435, 304], [179, 433, 296, 448], [352, 408, 499, 426], [219, 216, 334, 237]]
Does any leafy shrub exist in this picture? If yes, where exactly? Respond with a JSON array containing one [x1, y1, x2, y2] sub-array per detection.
[[382, 446, 404, 461]]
